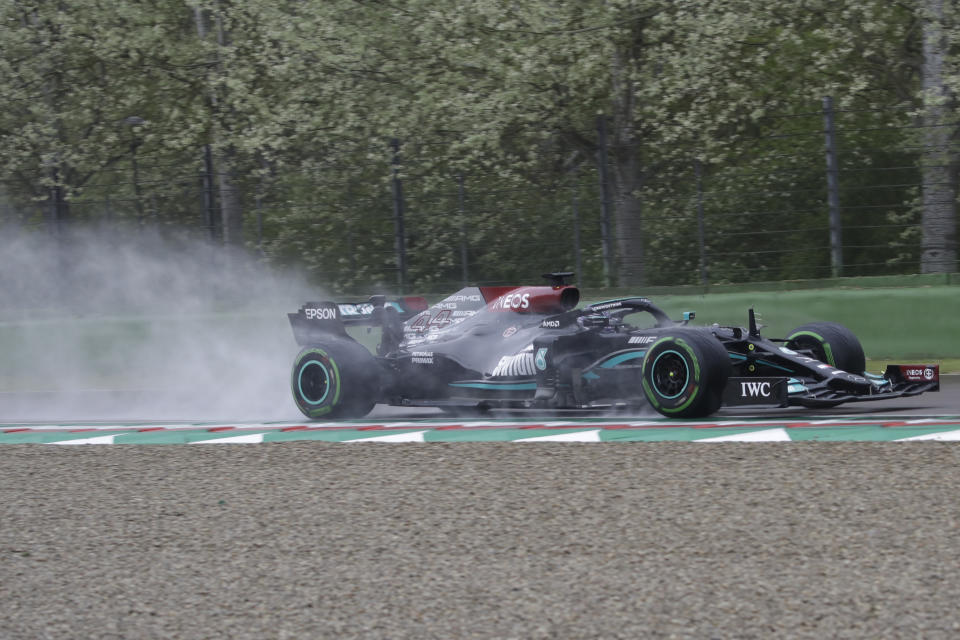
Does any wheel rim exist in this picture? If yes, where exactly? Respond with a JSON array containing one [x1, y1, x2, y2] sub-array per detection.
[[298, 360, 331, 405], [651, 350, 689, 399]]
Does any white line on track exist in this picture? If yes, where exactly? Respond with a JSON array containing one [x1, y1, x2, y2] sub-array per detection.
[[50, 435, 118, 445], [190, 433, 266, 444], [695, 428, 793, 443], [514, 430, 603, 442]]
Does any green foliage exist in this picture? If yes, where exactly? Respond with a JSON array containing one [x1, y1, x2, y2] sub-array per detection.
[[0, 0, 956, 292]]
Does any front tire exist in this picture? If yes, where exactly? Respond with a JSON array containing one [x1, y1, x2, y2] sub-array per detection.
[[786, 321, 865, 374], [641, 330, 731, 418], [291, 341, 380, 419]]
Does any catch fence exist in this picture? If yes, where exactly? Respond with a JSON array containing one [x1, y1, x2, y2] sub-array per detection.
[[1, 98, 955, 294]]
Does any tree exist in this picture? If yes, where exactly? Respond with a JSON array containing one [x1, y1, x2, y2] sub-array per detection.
[[0, 1, 208, 227], [919, 0, 959, 273], [1, 0, 956, 295]]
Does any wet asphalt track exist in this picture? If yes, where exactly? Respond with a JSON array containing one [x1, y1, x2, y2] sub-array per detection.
[[0, 375, 957, 424], [1, 377, 959, 639]]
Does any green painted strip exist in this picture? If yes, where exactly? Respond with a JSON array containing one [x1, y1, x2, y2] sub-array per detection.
[[600, 428, 715, 442], [4, 420, 960, 444], [787, 426, 960, 442]]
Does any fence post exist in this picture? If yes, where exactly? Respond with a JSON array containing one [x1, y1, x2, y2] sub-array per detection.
[[458, 173, 468, 286], [254, 176, 264, 255], [343, 184, 357, 274], [47, 183, 60, 236], [823, 96, 843, 277], [202, 144, 217, 242], [253, 156, 270, 254], [596, 115, 614, 287], [390, 138, 407, 293], [571, 171, 583, 286], [695, 159, 708, 286]]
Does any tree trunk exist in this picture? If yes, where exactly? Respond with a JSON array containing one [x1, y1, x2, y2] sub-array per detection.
[[920, 0, 958, 273], [608, 27, 645, 287], [194, 4, 244, 248], [217, 147, 244, 247], [611, 146, 644, 286]]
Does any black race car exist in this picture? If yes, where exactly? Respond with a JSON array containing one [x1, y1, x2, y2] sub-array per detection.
[[288, 273, 939, 419]]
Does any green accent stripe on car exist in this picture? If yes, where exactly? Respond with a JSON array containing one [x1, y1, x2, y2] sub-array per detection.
[[448, 382, 538, 391], [756, 359, 794, 373], [598, 351, 646, 368]]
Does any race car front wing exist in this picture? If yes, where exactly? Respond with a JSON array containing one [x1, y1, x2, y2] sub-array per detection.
[[722, 364, 940, 409]]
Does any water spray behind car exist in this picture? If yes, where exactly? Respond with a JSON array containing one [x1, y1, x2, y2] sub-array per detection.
[[0, 226, 321, 421]]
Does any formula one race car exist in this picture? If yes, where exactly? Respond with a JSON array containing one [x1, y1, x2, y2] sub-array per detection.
[[287, 273, 939, 419]]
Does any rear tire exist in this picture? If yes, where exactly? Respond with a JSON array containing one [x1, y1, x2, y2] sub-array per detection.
[[291, 341, 380, 419], [641, 330, 731, 418], [786, 321, 865, 374]]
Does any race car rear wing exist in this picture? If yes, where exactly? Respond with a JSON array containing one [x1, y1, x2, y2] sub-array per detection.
[[288, 295, 428, 346]]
